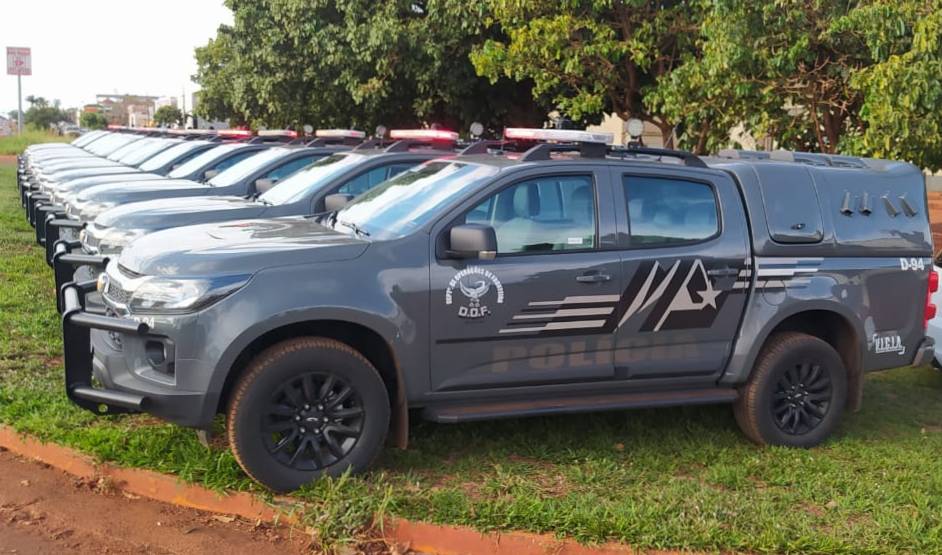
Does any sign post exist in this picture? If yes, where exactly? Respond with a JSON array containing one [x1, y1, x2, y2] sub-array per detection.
[[6, 47, 32, 135]]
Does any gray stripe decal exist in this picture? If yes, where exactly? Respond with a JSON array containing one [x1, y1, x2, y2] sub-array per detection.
[[528, 294, 621, 307], [499, 320, 608, 334], [513, 307, 614, 320]]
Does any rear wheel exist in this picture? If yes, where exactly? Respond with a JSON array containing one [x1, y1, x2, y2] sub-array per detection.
[[227, 337, 390, 492], [734, 332, 847, 447]]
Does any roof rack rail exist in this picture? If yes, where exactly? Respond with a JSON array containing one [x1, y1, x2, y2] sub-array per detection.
[[716, 148, 868, 169], [384, 139, 454, 152], [614, 146, 708, 168], [304, 136, 363, 147], [519, 142, 608, 162], [460, 140, 505, 155], [352, 138, 387, 151]]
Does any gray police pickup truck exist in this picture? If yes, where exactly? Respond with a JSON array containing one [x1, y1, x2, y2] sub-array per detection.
[[60, 128, 936, 491]]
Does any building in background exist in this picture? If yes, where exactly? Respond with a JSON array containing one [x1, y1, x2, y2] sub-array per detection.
[[0, 114, 12, 136], [95, 94, 158, 126], [187, 92, 228, 130]]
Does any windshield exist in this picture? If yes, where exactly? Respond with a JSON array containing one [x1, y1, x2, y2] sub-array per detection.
[[87, 134, 137, 156], [208, 147, 291, 187], [138, 141, 208, 172], [106, 138, 151, 161], [120, 139, 179, 165], [168, 143, 245, 178], [259, 153, 365, 205], [334, 161, 499, 240]]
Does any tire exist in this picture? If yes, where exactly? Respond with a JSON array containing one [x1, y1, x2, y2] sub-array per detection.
[[227, 337, 390, 492], [734, 332, 847, 448]]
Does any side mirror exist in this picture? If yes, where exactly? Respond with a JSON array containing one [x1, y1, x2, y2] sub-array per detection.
[[203, 169, 220, 180], [169, 163, 180, 171], [255, 178, 276, 195], [325, 193, 355, 212], [448, 224, 497, 260]]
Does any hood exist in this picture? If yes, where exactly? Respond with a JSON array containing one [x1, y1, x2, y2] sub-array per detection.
[[53, 173, 167, 195], [120, 217, 369, 276], [96, 196, 267, 232], [77, 179, 207, 205], [48, 166, 143, 182], [44, 159, 123, 174]]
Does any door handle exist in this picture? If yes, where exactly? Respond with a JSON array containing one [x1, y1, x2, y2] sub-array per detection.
[[576, 272, 612, 283]]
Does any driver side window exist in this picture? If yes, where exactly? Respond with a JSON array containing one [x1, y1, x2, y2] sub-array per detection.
[[463, 175, 597, 254]]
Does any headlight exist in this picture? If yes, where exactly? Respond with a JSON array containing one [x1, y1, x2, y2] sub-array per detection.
[[80, 201, 116, 221], [96, 228, 145, 255], [127, 275, 250, 314]]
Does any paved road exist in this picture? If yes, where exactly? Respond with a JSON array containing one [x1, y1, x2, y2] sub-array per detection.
[[0, 448, 311, 554]]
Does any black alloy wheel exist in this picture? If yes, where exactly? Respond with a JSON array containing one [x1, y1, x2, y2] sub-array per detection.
[[264, 372, 365, 471]]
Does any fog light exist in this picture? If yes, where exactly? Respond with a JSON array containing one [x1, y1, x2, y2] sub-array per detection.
[[145, 340, 166, 366]]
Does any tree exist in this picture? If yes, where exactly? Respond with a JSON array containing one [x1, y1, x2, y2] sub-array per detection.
[[193, 0, 547, 133], [845, 1, 942, 170], [666, 0, 937, 155], [80, 112, 108, 130], [153, 105, 184, 127], [471, 1, 709, 147], [24, 96, 69, 130]]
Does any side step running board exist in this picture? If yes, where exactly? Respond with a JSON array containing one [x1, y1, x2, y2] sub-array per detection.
[[423, 388, 738, 423]]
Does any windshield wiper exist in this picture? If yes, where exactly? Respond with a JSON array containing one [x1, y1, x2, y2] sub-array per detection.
[[338, 219, 370, 237]]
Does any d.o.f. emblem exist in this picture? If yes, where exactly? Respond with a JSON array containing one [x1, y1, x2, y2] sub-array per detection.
[[445, 266, 504, 319]]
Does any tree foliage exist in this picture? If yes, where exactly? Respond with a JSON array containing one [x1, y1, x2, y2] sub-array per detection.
[[23, 96, 70, 131], [79, 112, 108, 130], [848, 1, 942, 170], [153, 105, 184, 127], [472, 0, 708, 147], [193, 0, 942, 167], [193, 0, 547, 133]]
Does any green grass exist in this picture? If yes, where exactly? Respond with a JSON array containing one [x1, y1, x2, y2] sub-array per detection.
[[3, 154, 942, 552], [0, 131, 72, 155]]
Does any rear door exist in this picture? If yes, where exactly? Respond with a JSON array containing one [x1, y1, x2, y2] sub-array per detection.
[[428, 166, 622, 391], [611, 167, 751, 379]]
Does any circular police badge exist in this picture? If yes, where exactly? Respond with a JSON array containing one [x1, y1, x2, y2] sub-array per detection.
[[445, 266, 504, 319]]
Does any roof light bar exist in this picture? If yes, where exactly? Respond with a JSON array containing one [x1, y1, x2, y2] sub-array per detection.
[[258, 129, 298, 138], [315, 129, 366, 139], [218, 129, 254, 138], [504, 128, 614, 145], [389, 129, 459, 142], [168, 128, 217, 136]]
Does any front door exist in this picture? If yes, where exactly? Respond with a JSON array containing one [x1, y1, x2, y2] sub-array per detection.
[[429, 171, 621, 391]]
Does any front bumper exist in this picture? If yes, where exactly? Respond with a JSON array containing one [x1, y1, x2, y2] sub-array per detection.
[[61, 282, 214, 427], [52, 241, 108, 312], [45, 218, 84, 266]]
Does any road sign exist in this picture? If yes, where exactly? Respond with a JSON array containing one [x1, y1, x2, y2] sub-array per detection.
[[6, 47, 32, 76]]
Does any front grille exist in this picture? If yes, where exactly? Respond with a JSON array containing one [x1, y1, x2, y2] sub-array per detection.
[[103, 279, 132, 306]]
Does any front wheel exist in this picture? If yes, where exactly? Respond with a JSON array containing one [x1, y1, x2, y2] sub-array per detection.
[[227, 337, 390, 492], [734, 332, 847, 448]]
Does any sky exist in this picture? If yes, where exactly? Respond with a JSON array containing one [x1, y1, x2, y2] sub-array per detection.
[[1, 0, 233, 115]]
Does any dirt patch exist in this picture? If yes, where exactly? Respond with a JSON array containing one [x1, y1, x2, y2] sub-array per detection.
[[0, 448, 312, 554], [0, 155, 16, 166]]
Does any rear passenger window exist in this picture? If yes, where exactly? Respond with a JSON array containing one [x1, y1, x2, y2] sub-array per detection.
[[464, 175, 596, 254], [624, 176, 718, 245]]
